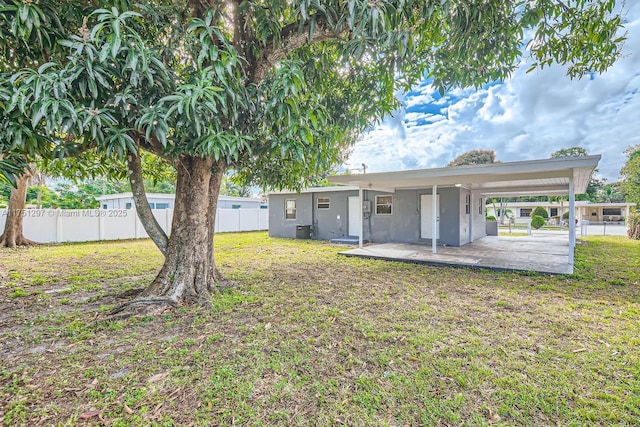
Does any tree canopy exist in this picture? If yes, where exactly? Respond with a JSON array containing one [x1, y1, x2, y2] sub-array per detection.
[[620, 145, 640, 205], [550, 146, 589, 158], [448, 149, 498, 167]]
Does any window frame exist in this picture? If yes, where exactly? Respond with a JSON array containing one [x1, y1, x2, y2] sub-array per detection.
[[375, 195, 393, 215], [285, 199, 297, 220], [316, 197, 330, 210], [603, 208, 622, 216]]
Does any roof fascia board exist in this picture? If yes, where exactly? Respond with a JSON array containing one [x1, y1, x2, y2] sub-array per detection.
[[329, 156, 600, 187]]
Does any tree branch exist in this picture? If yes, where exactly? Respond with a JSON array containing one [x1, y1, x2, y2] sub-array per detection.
[[250, 18, 345, 84], [126, 147, 169, 255]]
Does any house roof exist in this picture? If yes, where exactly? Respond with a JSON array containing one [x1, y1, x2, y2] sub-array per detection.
[[328, 156, 601, 196], [96, 192, 262, 202], [269, 186, 359, 195], [95, 192, 175, 201]]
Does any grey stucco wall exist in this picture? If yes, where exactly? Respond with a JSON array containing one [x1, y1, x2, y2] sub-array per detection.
[[367, 189, 420, 244], [269, 187, 474, 246], [365, 187, 461, 246], [268, 193, 313, 238], [311, 190, 359, 240]]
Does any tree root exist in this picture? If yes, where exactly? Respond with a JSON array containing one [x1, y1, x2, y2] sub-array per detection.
[[109, 297, 178, 316], [0, 234, 38, 248]]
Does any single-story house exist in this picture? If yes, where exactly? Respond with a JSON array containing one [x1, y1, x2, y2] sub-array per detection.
[[486, 201, 635, 224], [269, 155, 602, 266], [96, 192, 267, 210]]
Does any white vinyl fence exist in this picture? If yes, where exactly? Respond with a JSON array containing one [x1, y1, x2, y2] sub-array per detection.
[[0, 208, 268, 244]]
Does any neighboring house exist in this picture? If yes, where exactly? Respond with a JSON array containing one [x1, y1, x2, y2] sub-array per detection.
[[269, 156, 602, 266], [96, 193, 267, 210], [486, 201, 635, 224]]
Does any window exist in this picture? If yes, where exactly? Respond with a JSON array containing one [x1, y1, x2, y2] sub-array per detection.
[[285, 199, 296, 220], [156, 203, 169, 209], [317, 197, 330, 209], [520, 208, 532, 217], [148, 203, 155, 209], [550, 208, 558, 217], [125, 202, 132, 209], [465, 194, 471, 215], [232, 204, 241, 209], [478, 198, 483, 215], [375, 195, 393, 215], [260, 205, 268, 209], [603, 208, 622, 216], [102, 204, 107, 209], [591, 211, 597, 216]]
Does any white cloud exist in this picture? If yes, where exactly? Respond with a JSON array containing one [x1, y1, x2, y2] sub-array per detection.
[[346, 6, 640, 182]]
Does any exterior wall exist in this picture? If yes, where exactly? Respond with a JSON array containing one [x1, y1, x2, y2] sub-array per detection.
[[268, 193, 313, 238], [366, 189, 422, 244], [269, 187, 475, 247], [471, 191, 487, 241], [100, 196, 174, 210], [311, 190, 359, 240], [217, 198, 263, 209]]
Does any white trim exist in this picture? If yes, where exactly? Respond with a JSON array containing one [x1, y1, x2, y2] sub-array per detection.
[[269, 186, 359, 195], [284, 199, 297, 220], [375, 195, 393, 215], [316, 196, 330, 210], [358, 188, 363, 249], [432, 185, 437, 254], [569, 178, 575, 266], [329, 156, 600, 196]]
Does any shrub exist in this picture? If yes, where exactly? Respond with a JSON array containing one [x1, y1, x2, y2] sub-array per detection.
[[628, 211, 640, 240], [486, 215, 497, 221], [562, 211, 570, 219], [532, 206, 549, 219], [531, 215, 545, 229]]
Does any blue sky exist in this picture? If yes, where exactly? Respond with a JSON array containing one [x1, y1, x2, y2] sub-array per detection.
[[344, 3, 640, 183]]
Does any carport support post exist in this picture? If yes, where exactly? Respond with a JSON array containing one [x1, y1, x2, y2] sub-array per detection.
[[358, 187, 363, 249], [569, 178, 575, 266], [432, 184, 437, 254]]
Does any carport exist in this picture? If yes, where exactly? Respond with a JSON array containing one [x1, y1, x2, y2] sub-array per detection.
[[329, 155, 601, 273]]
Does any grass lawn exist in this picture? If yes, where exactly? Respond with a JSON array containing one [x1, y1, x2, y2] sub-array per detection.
[[1, 232, 639, 426]]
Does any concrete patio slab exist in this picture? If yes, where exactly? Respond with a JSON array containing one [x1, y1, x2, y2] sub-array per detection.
[[340, 230, 573, 274]]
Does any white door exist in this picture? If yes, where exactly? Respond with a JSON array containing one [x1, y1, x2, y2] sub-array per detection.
[[348, 196, 361, 237], [420, 194, 440, 239]]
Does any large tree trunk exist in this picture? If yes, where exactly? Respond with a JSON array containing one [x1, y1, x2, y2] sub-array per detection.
[[135, 156, 226, 307], [0, 169, 36, 247], [127, 151, 169, 255]]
